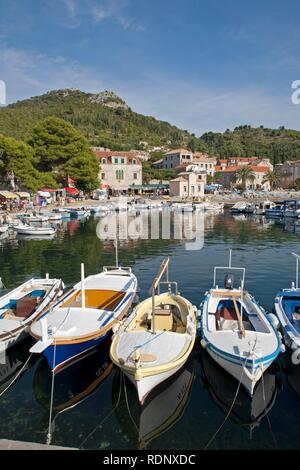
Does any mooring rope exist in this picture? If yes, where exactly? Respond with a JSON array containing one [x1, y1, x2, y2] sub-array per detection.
[[204, 360, 245, 450], [46, 306, 72, 446], [123, 372, 139, 433], [0, 353, 32, 398]]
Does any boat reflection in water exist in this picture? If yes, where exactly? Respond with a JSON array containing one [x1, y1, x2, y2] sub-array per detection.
[[200, 349, 281, 436], [33, 337, 113, 416], [112, 354, 196, 449], [0, 338, 37, 396]]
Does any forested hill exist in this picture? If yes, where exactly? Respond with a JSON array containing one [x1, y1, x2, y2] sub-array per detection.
[[1, 90, 300, 164], [202, 125, 300, 164], [0, 89, 207, 152]]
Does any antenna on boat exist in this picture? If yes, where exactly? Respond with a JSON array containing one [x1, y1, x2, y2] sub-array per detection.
[[292, 252, 300, 289], [114, 220, 119, 268], [229, 249, 232, 268], [81, 263, 86, 308]]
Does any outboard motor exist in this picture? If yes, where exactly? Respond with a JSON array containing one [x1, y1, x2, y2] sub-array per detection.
[[224, 274, 234, 290]]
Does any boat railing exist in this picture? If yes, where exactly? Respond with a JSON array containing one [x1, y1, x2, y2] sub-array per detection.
[[158, 280, 178, 296], [103, 266, 132, 274], [213, 266, 245, 289]]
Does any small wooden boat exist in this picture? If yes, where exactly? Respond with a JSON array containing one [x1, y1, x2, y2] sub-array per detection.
[[52, 208, 71, 219], [14, 224, 56, 236], [274, 253, 300, 355], [40, 212, 62, 221], [200, 251, 282, 396], [265, 202, 284, 218], [0, 277, 64, 351], [110, 257, 197, 404], [30, 263, 137, 372]]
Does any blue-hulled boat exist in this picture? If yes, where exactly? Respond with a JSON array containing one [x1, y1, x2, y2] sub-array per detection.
[[283, 200, 300, 218], [29, 264, 137, 372], [274, 253, 300, 356]]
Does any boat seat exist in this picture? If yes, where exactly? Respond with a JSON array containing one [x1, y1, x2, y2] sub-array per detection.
[[15, 297, 38, 318], [151, 309, 173, 331]]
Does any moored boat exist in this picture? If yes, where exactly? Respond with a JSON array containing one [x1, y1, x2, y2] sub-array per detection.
[[13, 224, 56, 236], [200, 251, 282, 395], [274, 253, 300, 356], [0, 277, 64, 351], [253, 200, 275, 216], [110, 257, 197, 404], [30, 263, 137, 372]]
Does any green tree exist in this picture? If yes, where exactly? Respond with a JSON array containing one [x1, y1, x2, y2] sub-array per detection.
[[64, 154, 99, 191], [0, 135, 41, 191], [29, 116, 94, 173], [262, 171, 279, 190], [236, 166, 255, 189]]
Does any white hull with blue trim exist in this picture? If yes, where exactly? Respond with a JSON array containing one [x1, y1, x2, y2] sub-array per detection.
[[200, 260, 281, 396], [30, 266, 137, 372]]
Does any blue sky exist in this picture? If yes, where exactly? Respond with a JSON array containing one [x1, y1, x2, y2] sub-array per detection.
[[1, 0, 300, 135]]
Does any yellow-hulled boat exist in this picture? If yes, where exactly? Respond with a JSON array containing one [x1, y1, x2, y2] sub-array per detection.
[[110, 257, 197, 404]]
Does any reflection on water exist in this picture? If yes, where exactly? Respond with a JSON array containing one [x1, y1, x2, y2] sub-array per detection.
[[112, 354, 196, 449], [0, 211, 300, 449], [200, 348, 281, 438]]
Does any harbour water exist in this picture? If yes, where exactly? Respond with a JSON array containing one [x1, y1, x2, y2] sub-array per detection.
[[0, 210, 300, 450]]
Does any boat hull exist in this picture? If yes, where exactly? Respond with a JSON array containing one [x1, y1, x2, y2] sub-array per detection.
[[125, 363, 184, 404], [205, 345, 268, 395], [43, 331, 111, 372]]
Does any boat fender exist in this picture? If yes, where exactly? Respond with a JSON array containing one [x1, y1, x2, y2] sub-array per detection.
[[187, 324, 194, 336], [112, 322, 121, 334], [280, 343, 286, 353], [267, 313, 280, 330], [200, 338, 208, 349], [196, 309, 202, 320]]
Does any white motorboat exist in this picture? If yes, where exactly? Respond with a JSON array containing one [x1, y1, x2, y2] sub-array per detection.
[[40, 212, 62, 221], [0, 277, 64, 351], [14, 224, 56, 236], [203, 202, 224, 211], [253, 201, 275, 216], [110, 257, 197, 404], [200, 251, 282, 395], [20, 213, 49, 223]]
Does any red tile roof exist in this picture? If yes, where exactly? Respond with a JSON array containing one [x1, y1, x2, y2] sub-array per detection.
[[93, 150, 141, 165]]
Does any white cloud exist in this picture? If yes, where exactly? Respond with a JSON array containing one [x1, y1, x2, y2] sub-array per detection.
[[60, 0, 145, 32], [1, 45, 299, 136]]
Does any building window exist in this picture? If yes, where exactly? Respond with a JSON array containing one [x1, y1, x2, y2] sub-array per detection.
[[133, 172, 137, 180], [132, 159, 137, 165], [116, 170, 124, 180], [121, 158, 125, 164], [102, 158, 106, 164], [198, 185, 201, 192], [191, 186, 195, 194], [183, 185, 187, 192], [101, 173, 105, 179]]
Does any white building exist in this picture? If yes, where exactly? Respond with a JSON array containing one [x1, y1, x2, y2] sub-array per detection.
[[169, 171, 206, 198], [93, 150, 142, 193], [162, 148, 193, 169]]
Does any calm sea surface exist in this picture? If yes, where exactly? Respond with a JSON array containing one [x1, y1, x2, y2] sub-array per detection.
[[0, 210, 300, 450]]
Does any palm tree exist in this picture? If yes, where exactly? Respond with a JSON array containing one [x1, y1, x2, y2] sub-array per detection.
[[262, 171, 279, 190], [236, 166, 255, 189]]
